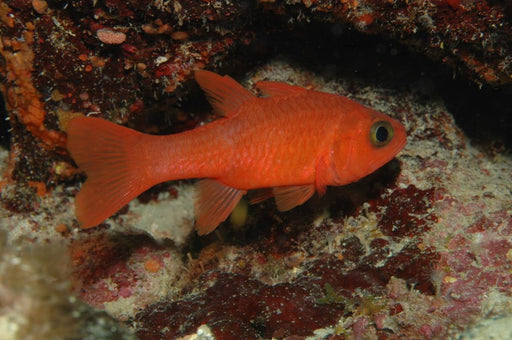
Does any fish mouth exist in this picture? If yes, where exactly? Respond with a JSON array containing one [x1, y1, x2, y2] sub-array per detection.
[[332, 125, 407, 187], [367, 132, 407, 175], [394, 134, 408, 155]]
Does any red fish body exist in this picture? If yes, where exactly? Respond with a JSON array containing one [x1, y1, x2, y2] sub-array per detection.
[[67, 71, 407, 234]]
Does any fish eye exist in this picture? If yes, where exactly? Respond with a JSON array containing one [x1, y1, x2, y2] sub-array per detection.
[[370, 121, 394, 147]]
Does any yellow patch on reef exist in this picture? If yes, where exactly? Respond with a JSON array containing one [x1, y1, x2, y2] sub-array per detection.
[[56, 109, 84, 132], [229, 199, 249, 228], [443, 276, 458, 283]]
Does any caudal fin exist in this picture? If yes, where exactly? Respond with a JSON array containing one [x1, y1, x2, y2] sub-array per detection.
[[67, 116, 152, 228]]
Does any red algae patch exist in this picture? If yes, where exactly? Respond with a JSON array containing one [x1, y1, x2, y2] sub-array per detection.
[[70, 230, 184, 317], [371, 185, 438, 238], [135, 272, 342, 339]]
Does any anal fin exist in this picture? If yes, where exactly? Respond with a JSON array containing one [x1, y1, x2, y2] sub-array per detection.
[[272, 185, 315, 211], [195, 179, 246, 235]]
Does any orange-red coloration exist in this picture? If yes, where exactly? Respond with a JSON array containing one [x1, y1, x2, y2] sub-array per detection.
[[144, 259, 161, 273], [67, 71, 406, 235]]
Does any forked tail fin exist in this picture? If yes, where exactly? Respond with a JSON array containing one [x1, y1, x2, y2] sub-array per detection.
[[67, 116, 153, 228]]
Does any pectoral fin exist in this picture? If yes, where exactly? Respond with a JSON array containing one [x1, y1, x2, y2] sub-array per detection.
[[272, 185, 315, 211], [314, 153, 331, 197], [195, 179, 246, 235]]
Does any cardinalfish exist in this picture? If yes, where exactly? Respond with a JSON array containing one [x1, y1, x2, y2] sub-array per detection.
[[66, 71, 407, 235]]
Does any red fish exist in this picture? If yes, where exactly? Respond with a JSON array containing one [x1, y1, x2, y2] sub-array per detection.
[[67, 71, 407, 235]]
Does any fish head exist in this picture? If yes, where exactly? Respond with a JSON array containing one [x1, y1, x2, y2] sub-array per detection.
[[331, 106, 407, 185]]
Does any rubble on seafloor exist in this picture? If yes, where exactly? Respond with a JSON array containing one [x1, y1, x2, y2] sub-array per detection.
[[0, 227, 135, 340], [1, 59, 512, 339], [1, 0, 512, 339]]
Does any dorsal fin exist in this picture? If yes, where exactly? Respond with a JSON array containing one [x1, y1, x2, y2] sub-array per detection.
[[255, 81, 307, 97], [195, 70, 254, 117]]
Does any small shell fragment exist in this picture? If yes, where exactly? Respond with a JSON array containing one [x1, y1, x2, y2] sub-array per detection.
[[32, 0, 48, 14], [97, 28, 126, 45], [171, 31, 189, 40]]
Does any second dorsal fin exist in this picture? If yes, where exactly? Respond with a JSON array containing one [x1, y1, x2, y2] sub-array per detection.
[[195, 70, 254, 117], [255, 81, 307, 97]]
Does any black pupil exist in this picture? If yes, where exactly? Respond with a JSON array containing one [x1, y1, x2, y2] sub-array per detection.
[[376, 126, 389, 142]]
